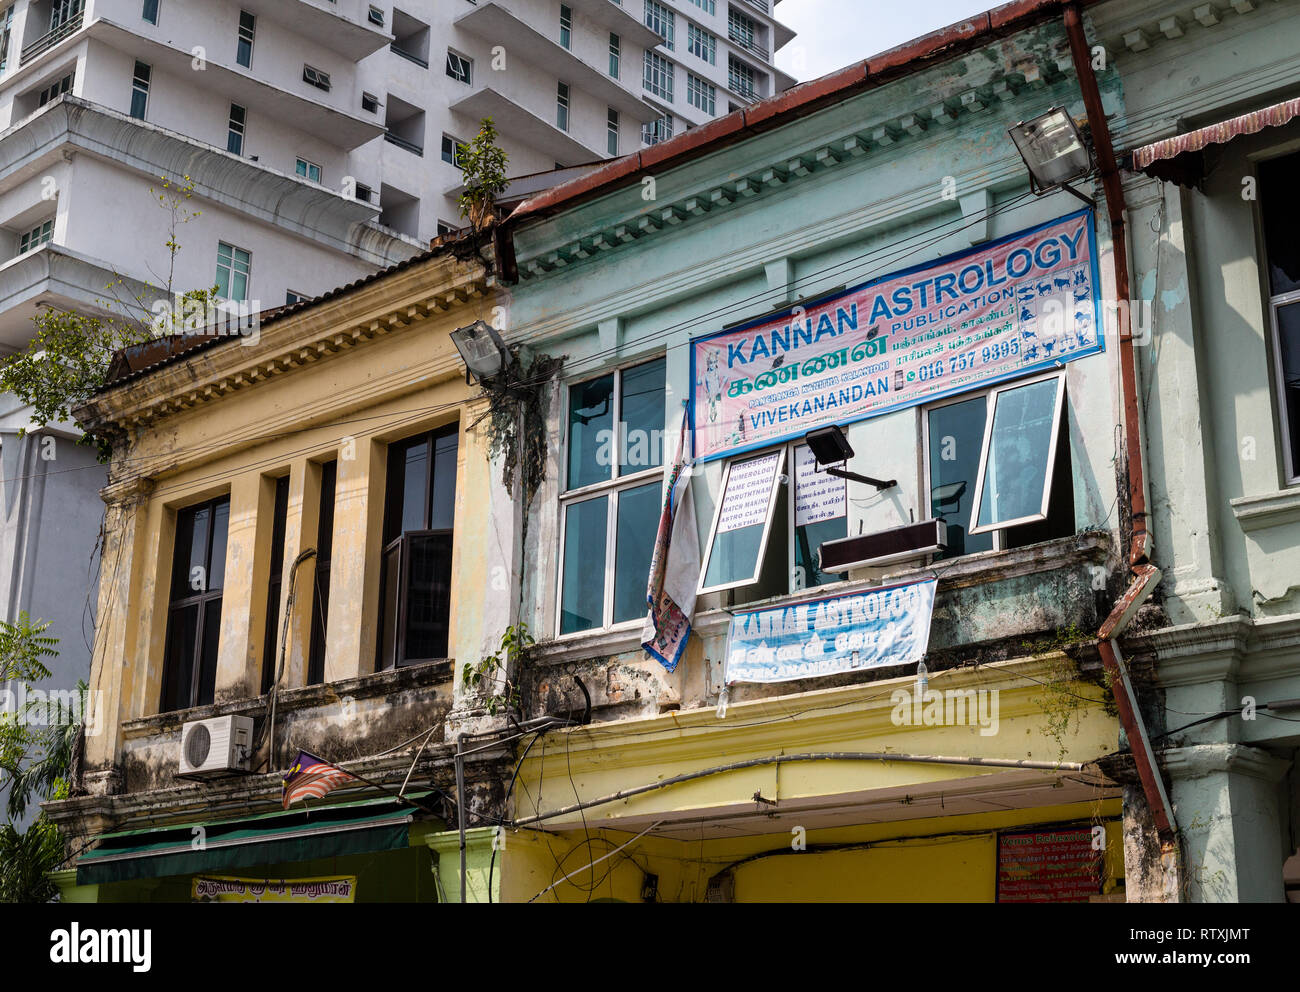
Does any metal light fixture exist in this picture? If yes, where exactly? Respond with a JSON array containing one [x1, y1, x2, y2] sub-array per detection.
[[803, 425, 896, 491], [1009, 107, 1095, 205], [449, 319, 510, 384]]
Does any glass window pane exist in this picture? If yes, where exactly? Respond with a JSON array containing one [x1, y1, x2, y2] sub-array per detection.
[[381, 545, 400, 670], [567, 375, 614, 490], [171, 505, 203, 598], [404, 533, 453, 660], [206, 499, 229, 592], [560, 497, 608, 634], [792, 444, 847, 588], [430, 429, 458, 531], [701, 449, 783, 591], [612, 481, 661, 623], [974, 377, 1063, 530], [197, 598, 222, 706], [928, 398, 994, 557], [619, 359, 665, 474], [161, 603, 198, 711], [402, 441, 428, 532], [1276, 301, 1300, 477]]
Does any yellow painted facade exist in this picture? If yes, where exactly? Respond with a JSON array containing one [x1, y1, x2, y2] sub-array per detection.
[[74, 245, 504, 784]]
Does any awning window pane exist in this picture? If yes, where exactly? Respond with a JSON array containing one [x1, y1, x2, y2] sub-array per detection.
[[567, 375, 614, 490], [560, 496, 608, 634], [972, 376, 1065, 533], [619, 359, 665, 474], [928, 397, 994, 557], [700, 448, 785, 592], [612, 481, 661, 623]]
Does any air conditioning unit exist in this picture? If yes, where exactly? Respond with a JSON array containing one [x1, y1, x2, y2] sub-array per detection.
[[178, 715, 254, 777]]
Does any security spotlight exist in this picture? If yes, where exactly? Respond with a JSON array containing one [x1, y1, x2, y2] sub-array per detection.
[[803, 425, 896, 491], [805, 424, 855, 466], [449, 319, 510, 384], [1009, 107, 1095, 205]]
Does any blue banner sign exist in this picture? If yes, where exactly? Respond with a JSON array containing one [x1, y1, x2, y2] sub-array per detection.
[[723, 578, 938, 684]]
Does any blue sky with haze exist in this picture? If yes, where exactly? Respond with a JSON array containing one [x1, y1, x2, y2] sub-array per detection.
[[774, 1, 999, 81]]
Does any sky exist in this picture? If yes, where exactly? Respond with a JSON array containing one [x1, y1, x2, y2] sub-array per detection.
[[774, 0, 999, 82]]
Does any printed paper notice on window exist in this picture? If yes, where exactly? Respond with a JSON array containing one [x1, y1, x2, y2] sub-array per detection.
[[717, 451, 782, 533], [794, 444, 846, 527]]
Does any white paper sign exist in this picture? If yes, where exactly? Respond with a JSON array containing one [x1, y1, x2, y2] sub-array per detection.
[[794, 444, 846, 527], [717, 451, 782, 534]]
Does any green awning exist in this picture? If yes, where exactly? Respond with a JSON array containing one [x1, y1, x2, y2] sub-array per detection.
[[77, 794, 430, 887]]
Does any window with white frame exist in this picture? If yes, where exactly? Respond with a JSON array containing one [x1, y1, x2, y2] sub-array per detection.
[[641, 112, 673, 145], [227, 103, 246, 154], [1259, 151, 1300, 485], [215, 241, 251, 301], [924, 370, 1074, 558], [130, 60, 151, 120], [556, 80, 570, 131], [560, 3, 572, 49], [446, 50, 471, 84], [236, 10, 254, 68], [689, 0, 715, 16], [441, 133, 466, 167], [608, 32, 620, 78], [727, 53, 755, 98], [644, 0, 674, 49], [558, 358, 666, 635], [607, 107, 619, 156], [17, 219, 53, 256], [687, 23, 716, 65], [686, 72, 715, 114], [368, 5, 384, 26], [644, 51, 673, 101], [296, 158, 322, 183], [697, 440, 848, 598], [142, 0, 159, 24], [727, 7, 755, 49]]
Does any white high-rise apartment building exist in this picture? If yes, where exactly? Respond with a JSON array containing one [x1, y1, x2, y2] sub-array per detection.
[[0, 0, 794, 726]]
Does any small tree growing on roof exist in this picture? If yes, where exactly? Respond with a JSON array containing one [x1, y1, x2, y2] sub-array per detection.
[[0, 175, 218, 459], [457, 117, 510, 232]]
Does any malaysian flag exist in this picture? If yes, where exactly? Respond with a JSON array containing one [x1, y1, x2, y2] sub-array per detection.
[[282, 751, 356, 810]]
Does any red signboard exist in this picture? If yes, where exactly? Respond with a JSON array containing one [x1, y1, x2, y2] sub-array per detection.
[[997, 827, 1102, 903]]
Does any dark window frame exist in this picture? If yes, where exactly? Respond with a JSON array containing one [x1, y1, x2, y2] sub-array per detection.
[[261, 476, 290, 694], [378, 424, 459, 670], [160, 495, 230, 713], [308, 460, 337, 685]]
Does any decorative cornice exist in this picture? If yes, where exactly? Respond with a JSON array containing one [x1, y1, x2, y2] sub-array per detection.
[[78, 254, 491, 436]]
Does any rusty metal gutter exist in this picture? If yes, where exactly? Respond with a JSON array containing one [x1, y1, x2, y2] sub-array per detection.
[[1064, 3, 1176, 843]]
